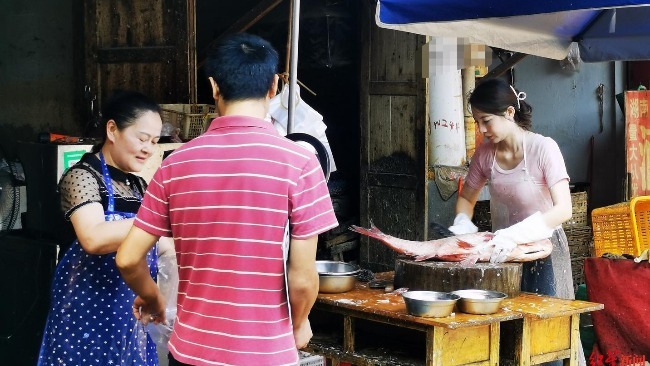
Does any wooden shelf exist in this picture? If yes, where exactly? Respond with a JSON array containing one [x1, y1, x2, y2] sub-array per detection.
[[307, 333, 426, 366]]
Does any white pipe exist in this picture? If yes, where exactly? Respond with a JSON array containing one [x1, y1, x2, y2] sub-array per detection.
[[429, 69, 466, 166]]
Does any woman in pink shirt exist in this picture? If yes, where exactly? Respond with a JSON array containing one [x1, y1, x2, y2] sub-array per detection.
[[449, 77, 575, 301]]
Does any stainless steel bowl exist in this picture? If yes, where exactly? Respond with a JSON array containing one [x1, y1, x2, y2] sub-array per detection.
[[318, 275, 357, 293], [316, 261, 360, 293], [402, 291, 460, 318], [316, 260, 360, 276], [451, 289, 508, 315]]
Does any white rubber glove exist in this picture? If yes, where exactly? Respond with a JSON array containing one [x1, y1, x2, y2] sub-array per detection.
[[487, 234, 517, 264], [488, 211, 554, 263], [448, 213, 478, 235]]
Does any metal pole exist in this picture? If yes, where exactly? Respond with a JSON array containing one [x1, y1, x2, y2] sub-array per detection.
[[287, 0, 300, 134], [285, 0, 293, 76]]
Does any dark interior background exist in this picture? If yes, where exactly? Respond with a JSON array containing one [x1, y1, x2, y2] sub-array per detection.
[[196, 0, 360, 190]]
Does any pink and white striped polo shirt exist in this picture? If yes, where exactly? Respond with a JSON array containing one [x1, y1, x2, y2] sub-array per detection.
[[135, 115, 338, 366]]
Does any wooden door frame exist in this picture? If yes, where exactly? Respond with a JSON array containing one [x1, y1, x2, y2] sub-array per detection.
[[359, 0, 428, 271]]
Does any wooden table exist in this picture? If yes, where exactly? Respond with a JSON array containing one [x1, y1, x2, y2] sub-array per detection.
[[305, 272, 603, 366], [501, 293, 603, 365]]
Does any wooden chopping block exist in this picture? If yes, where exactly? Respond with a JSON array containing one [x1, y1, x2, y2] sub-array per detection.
[[394, 258, 522, 298]]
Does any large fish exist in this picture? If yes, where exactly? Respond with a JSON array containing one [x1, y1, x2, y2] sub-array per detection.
[[349, 223, 552, 265]]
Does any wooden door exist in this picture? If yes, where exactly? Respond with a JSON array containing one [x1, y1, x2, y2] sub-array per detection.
[[359, 1, 428, 272], [83, 0, 193, 112]]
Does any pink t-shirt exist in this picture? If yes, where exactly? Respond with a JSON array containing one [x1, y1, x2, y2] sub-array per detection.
[[135, 116, 338, 366], [465, 131, 569, 227]]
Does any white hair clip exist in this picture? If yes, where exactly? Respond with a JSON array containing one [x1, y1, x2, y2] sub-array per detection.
[[509, 85, 527, 109]]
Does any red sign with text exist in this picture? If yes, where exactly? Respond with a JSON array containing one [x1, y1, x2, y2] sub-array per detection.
[[625, 90, 650, 197]]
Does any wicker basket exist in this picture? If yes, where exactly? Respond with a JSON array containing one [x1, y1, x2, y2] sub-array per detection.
[[564, 225, 593, 288], [472, 191, 588, 232], [563, 191, 588, 228], [160, 104, 218, 140], [571, 257, 587, 288], [565, 225, 594, 258]]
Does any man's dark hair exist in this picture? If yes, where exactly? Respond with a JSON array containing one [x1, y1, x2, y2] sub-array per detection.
[[204, 33, 279, 101]]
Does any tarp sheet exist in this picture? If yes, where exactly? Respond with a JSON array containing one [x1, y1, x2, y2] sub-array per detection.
[[376, 1, 650, 62], [584, 257, 650, 361]]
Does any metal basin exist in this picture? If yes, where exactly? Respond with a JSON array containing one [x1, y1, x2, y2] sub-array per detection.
[[402, 291, 460, 318], [316, 261, 360, 276], [452, 289, 508, 315], [316, 261, 360, 293]]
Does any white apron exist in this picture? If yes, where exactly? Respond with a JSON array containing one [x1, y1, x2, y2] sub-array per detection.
[[488, 133, 574, 297], [488, 133, 582, 366]]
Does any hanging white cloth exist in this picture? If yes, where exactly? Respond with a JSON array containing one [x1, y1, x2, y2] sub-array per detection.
[[268, 84, 337, 172]]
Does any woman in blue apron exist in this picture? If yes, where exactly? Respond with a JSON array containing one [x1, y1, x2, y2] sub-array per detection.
[[38, 91, 165, 365], [449, 78, 582, 365]]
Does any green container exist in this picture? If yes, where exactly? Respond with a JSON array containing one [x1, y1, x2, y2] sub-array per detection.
[[581, 324, 595, 357], [576, 283, 588, 300]]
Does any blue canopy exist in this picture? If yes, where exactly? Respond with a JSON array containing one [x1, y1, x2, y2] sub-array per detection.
[[376, 1, 650, 62]]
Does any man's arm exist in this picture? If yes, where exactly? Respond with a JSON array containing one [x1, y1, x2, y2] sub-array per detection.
[[116, 226, 165, 323], [287, 235, 319, 348]]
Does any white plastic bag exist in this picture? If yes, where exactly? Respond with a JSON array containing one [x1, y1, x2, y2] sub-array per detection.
[[147, 252, 178, 357], [119, 321, 154, 365], [268, 84, 337, 172]]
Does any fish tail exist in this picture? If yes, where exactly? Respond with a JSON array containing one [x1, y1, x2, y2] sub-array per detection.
[[350, 220, 388, 238], [349, 222, 412, 257], [349, 225, 384, 241], [368, 220, 384, 235], [348, 224, 370, 235]]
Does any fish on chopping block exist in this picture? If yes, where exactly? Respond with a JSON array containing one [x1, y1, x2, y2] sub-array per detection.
[[349, 223, 552, 265]]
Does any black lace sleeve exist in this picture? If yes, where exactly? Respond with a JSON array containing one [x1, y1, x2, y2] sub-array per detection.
[[59, 167, 102, 219]]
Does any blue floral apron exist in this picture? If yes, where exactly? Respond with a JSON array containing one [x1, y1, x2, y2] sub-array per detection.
[[38, 152, 158, 366]]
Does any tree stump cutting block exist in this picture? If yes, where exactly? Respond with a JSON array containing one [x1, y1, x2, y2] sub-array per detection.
[[394, 258, 522, 298]]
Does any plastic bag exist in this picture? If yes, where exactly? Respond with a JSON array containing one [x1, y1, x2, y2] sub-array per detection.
[[559, 42, 582, 72], [147, 252, 179, 354], [161, 122, 182, 143], [268, 84, 337, 172], [120, 321, 154, 365]]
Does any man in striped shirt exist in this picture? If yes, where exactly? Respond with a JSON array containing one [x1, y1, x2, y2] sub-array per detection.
[[117, 33, 338, 366]]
